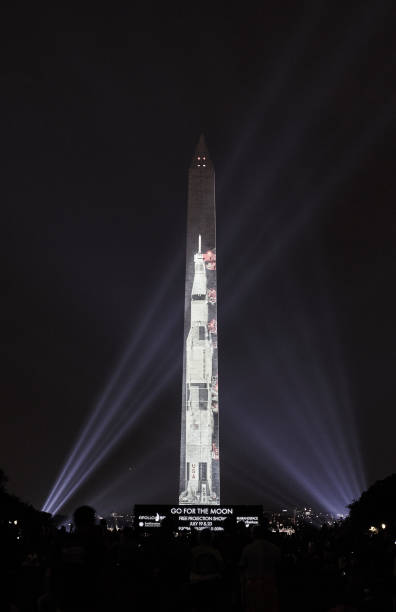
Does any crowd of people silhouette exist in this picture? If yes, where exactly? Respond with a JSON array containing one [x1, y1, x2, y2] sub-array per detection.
[[2, 499, 396, 612]]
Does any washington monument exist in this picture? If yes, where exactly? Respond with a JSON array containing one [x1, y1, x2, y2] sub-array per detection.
[[179, 135, 220, 505]]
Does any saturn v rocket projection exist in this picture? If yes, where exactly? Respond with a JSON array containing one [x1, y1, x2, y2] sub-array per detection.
[[179, 135, 220, 505]]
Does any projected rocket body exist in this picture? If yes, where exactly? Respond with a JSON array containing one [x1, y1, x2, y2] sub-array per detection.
[[179, 135, 220, 505]]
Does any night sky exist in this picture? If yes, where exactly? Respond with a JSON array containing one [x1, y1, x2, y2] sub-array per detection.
[[2, 2, 396, 516]]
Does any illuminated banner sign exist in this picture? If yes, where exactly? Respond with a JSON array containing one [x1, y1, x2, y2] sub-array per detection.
[[134, 505, 263, 532]]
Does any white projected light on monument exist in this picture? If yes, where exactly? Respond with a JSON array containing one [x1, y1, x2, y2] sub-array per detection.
[[179, 135, 220, 505]]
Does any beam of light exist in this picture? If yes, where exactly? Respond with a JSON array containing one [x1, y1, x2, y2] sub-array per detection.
[[288, 277, 367, 491], [219, 1, 391, 256], [211, 98, 388, 509], [259, 320, 365, 498], [43, 324, 180, 514], [217, 0, 326, 193], [223, 315, 365, 514], [313, 283, 367, 490], [215, 94, 391, 507], [50, 355, 180, 515], [296, 336, 366, 495], [225, 431, 345, 514], [227, 393, 357, 514], [47, 318, 181, 512], [42, 264, 182, 512], [263, 439, 351, 516], [223, 99, 385, 511], [222, 99, 394, 313], [220, 225, 368, 513], [258, 366, 357, 502], [58, 342, 180, 502], [43, 309, 180, 513], [236, 416, 350, 515], [42, 256, 183, 514]]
